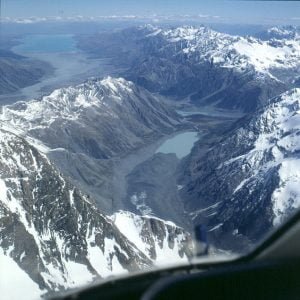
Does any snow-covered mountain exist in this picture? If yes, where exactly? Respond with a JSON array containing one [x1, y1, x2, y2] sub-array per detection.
[[256, 25, 300, 41], [0, 126, 193, 298], [132, 25, 299, 110], [82, 25, 300, 112], [180, 88, 300, 251], [0, 76, 193, 298], [0, 77, 182, 212], [0, 126, 146, 296], [1, 76, 179, 157], [2, 23, 300, 298], [146, 25, 300, 77]]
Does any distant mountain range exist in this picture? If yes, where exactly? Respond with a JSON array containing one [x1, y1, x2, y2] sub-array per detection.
[[79, 25, 300, 112], [255, 25, 300, 40]]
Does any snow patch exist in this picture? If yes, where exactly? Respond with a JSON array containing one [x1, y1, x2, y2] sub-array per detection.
[[0, 250, 42, 300]]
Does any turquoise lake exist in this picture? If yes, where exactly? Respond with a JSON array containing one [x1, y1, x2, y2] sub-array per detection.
[[15, 34, 77, 53], [156, 132, 199, 159]]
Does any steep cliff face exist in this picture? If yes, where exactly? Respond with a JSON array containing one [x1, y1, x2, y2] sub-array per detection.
[[111, 211, 193, 265], [0, 126, 148, 292], [180, 89, 300, 251]]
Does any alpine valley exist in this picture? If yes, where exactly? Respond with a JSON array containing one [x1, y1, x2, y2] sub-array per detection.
[[0, 23, 300, 298]]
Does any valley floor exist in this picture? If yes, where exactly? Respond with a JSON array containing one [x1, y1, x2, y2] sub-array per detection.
[[112, 107, 240, 229]]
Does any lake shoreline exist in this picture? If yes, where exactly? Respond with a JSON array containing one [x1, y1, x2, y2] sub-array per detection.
[[155, 131, 200, 159]]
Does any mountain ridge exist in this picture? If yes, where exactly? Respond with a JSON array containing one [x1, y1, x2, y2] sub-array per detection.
[[0, 76, 183, 212], [78, 24, 300, 112], [180, 88, 300, 251]]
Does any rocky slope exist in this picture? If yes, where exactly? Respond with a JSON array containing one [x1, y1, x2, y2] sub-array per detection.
[[0, 125, 193, 298], [0, 49, 51, 96], [124, 152, 190, 229], [180, 88, 300, 251]]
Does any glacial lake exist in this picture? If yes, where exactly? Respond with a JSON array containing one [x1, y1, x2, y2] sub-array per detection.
[[156, 131, 199, 159], [14, 34, 77, 53]]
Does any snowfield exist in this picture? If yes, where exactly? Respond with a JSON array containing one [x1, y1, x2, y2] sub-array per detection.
[[145, 25, 300, 80]]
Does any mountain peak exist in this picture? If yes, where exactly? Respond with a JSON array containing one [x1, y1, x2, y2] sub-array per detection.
[[100, 76, 134, 94]]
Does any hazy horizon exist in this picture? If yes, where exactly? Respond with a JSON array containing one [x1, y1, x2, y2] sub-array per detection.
[[1, 0, 300, 25]]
